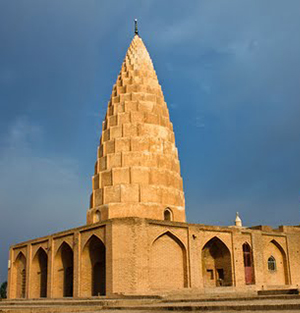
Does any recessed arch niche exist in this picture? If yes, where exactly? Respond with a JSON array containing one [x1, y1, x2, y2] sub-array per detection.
[[80, 235, 106, 296], [150, 231, 187, 290], [201, 237, 232, 287]]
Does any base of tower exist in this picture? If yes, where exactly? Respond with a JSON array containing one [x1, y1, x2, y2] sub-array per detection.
[[7, 217, 300, 300]]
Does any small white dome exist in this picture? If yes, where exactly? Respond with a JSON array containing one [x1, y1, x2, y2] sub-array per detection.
[[235, 212, 242, 227]]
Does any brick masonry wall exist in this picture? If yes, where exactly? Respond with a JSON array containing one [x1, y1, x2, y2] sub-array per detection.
[[7, 218, 300, 299]]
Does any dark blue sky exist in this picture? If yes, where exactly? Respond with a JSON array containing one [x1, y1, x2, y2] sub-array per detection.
[[1, 0, 300, 282]]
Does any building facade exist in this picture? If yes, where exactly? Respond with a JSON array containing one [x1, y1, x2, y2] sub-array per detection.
[[7, 32, 300, 299]]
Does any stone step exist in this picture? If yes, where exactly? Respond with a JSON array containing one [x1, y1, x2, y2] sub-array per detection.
[[106, 298, 300, 311], [2, 296, 300, 312], [162, 294, 300, 303], [2, 293, 300, 306], [258, 288, 299, 295]]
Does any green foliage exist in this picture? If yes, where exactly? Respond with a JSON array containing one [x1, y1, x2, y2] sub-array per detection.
[[0, 281, 7, 299]]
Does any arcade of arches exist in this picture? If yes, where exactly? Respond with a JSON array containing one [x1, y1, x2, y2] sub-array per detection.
[[9, 221, 298, 299]]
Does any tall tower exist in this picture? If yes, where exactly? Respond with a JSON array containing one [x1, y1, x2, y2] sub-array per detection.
[[87, 26, 185, 224]]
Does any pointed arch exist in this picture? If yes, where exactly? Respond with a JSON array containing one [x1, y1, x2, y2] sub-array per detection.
[[55, 241, 72, 256], [242, 241, 251, 249], [242, 242, 255, 285], [30, 247, 48, 298], [13, 252, 26, 298], [53, 241, 74, 298], [265, 239, 288, 285], [271, 239, 287, 257], [151, 230, 187, 249], [150, 231, 187, 290], [15, 251, 26, 262], [82, 234, 103, 251], [163, 208, 173, 221], [201, 237, 232, 287], [80, 234, 106, 297]]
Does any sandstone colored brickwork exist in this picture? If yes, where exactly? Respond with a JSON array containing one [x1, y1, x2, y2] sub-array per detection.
[[7, 219, 300, 299], [6, 33, 300, 301], [149, 232, 187, 290], [87, 35, 185, 224]]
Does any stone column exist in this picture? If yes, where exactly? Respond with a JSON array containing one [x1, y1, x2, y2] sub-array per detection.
[[105, 221, 113, 295], [7, 248, 13, 299], [251, 232, 264, 288], [25, 244, 31, 299], [47, 237, 53, 298], [73, 231, 80, 298]]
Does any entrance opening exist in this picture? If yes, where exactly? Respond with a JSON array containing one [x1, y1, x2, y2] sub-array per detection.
[[81, 235, 106, 296], [216, 269, 224, 285], [14, 252, 26, 298], [90, 237, 106, 296], [31, 248, 48, 298], [92, 261, 105, 296], [53, 242, 74, 298], [60, 243, 74, 297], [243, 243, 255, 285], [202, 237, 232, 287], [39, 249, 48, 297]]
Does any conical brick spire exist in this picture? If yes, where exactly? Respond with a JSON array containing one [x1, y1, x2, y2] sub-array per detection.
[[87, 34, 186, 224]]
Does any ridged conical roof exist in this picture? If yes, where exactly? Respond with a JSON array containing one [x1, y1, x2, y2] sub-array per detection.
[[87, 35, 185, 224]]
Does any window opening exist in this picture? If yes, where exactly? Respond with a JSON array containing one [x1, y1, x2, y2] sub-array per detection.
[[268, 256, 276, 271], [164, 209, 172, 221]]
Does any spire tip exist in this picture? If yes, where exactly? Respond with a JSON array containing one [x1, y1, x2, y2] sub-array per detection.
[[134, 19, 139, 35]]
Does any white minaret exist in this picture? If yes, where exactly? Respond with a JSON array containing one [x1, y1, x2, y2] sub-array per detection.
[[235, 212, 242, 227]]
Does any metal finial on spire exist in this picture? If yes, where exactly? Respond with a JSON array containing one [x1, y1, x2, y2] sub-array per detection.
[[134, 19, 139, 35]]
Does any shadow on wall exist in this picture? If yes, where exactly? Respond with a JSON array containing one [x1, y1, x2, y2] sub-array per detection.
[[202, 237, 232, 287]]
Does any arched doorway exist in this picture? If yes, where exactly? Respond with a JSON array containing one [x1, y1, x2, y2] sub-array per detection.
[[202, 237, 232, 287], [265, 240, 288, 285], [243, 243, 254, 285], [53, 242, 74, 297], [81, 235, 106, 296], [61, 243, 74, 297], [150, 232, 187, 290], [31, 248, 48, 298], [14, 252, 26, 298]]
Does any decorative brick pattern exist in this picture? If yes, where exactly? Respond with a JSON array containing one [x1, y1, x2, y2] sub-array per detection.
[[87, 35, 185, 224], [7, 33, 300, 301], [150, 232, 187, 290]]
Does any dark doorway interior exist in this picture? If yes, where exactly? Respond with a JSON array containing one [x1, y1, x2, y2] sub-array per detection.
[[89, 236, 106, 296], [243, 243, 255, 285]]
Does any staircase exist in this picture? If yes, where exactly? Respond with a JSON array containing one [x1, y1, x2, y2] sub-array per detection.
[[1, 291, 300, 312]]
